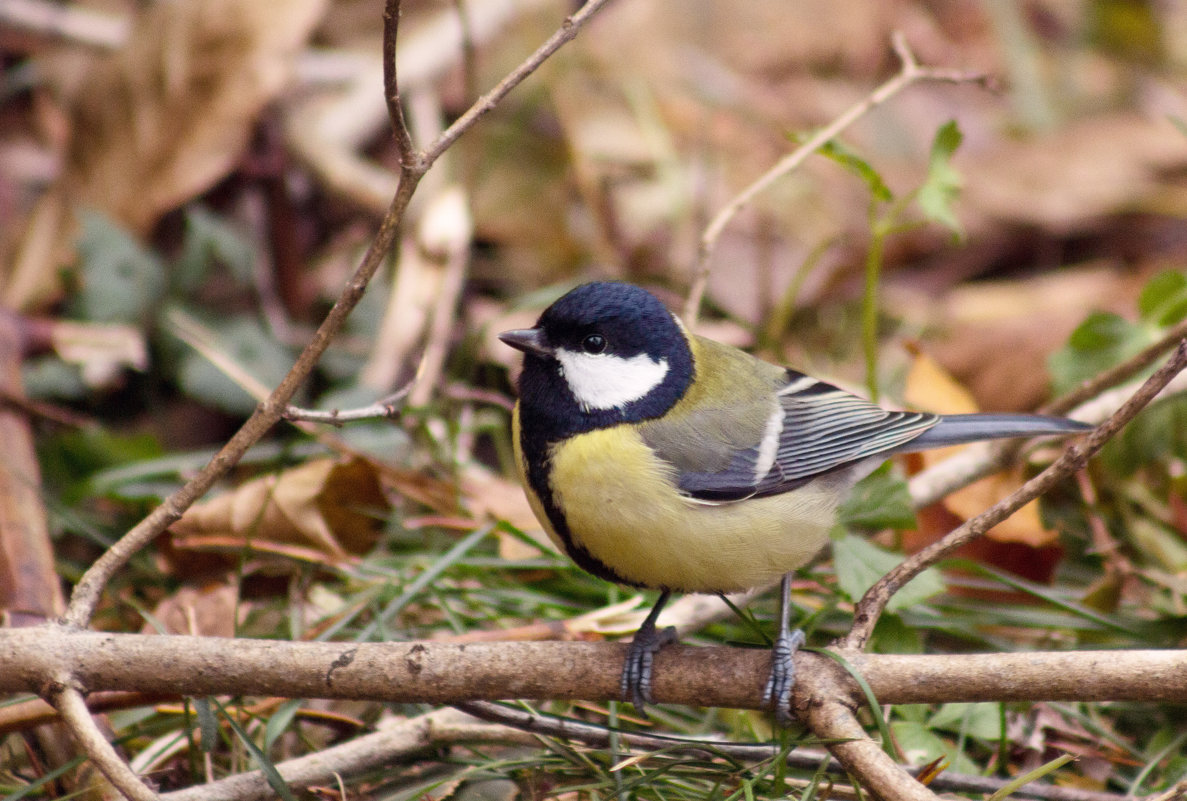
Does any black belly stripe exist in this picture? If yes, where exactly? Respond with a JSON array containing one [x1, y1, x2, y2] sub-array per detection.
[[518, 422, 646, 588]]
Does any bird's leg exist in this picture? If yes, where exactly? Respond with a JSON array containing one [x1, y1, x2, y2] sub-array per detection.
[[620, 590, 676, 714], [761, 572, 805, 726]]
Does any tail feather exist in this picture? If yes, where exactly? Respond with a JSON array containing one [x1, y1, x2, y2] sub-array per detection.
[[895, 413, 1090, 453]]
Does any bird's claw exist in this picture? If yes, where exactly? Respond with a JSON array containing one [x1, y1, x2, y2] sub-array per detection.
[[621, 624, 678, 715], [761, 627, 806, 727]]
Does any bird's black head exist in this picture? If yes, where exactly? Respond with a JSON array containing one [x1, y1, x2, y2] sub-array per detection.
[[500, 282, 694, 438]]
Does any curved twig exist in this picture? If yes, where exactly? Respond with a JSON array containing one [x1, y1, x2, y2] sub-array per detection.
[[843, 341, 1187, 650], [61, 0, 619, 630], [682, 32, 993, 326], [52, 684, 159, 801]]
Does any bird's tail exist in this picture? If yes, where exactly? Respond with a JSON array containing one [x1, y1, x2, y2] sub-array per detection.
[[895, 413, 1091, 453]]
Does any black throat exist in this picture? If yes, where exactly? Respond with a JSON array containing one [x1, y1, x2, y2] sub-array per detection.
[[514, 336, 694, 587]]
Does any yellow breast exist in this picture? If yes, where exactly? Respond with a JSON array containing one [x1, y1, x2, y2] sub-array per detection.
[[517, 421, 838, 594]]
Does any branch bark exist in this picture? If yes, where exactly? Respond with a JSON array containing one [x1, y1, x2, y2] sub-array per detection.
[[42, 3, 623, 798], [4, 628, 1187, 707]]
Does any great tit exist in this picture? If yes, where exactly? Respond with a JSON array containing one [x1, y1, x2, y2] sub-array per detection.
[[499, 281, 1089, 720]]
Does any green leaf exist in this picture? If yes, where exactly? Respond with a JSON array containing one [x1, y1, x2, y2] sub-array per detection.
[[916, 120, 964, 237], [1099, 394, 1187, 476], [1129, 518, 1187, 572], [1138, 270, 1187, 326], [175, 315, 293, 416], [929, 702, 1003, 741], [194, 698, 219, 753], [868, 611, 923, 654], [839, 466, 916, 530], [264, 699, 305, 750], [832, 532, 945, 611], [22, 357, 88, 400], [36, 428, 164, 505], [891, 721, 981, 776], [817, 139, 894, 202], [988, 754, 1075, 801], [73, 210, 166, 323], [211, 697, 299, 801], [176, 206, 256, 290], [1047, 311, 1150, 392]]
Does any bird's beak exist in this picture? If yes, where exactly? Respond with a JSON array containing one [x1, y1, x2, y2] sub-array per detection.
[[498, 328, 553, 358]]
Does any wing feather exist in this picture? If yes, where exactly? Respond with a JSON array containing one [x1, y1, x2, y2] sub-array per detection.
[[658, 369, 937, 501]]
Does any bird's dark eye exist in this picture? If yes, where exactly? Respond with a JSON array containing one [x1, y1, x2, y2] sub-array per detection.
[[582, 334, 606, 354]]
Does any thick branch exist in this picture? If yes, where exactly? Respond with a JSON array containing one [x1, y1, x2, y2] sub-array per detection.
[[794, 655, 940, 801], [5, 629, 1187, 707]]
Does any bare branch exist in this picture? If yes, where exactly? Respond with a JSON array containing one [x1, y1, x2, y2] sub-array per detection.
[[844, 341, 1187, 650], [456, 702, 1126, 801], [150, 700, 1135, 801], [682, 32, 992, 326], [7, 629, 1183, 800], [813, 705, 937, 801], [52, 684, 160, 801], [283, 383, 414, 425], [383, 0, 417, 163], [161, 707, 479, 801], [423, 0, 621, 165], [60, 0, 621, 631], [7, 628, 1187, 707]]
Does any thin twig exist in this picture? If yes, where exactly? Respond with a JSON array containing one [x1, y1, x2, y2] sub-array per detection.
[[682, 32, 992, 326], [283, 383, 414, 425], [422, 0, 620, 165], [52, 685, 159, 801], [906, 363, 1187, 512], [61, 164, 421, 632], [1044, 315, 1187, 416], [456, 701, 1125, 801], [61, 0, 617, 630], [844, 341, 1187, 650], [383, 0, 417, 165]]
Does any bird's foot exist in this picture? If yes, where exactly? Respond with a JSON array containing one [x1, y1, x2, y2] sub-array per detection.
[[761, 627, 806, 727], [620, 622, 678, 715]]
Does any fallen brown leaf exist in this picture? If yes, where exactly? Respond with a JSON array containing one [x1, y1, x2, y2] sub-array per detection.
[[902, 349, 1061, 549], [168, 457, 388, 568]]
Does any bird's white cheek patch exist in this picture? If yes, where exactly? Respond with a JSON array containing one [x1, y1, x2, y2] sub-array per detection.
[[554, 349, 670, 411]]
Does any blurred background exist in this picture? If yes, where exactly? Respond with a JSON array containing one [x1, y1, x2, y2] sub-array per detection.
[[2, 0, 1187, 797]]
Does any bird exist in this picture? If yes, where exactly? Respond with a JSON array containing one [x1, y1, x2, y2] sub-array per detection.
[[498, 281, 1090, 721]]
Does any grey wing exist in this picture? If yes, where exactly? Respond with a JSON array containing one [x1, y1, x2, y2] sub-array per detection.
[[674, 370, 938, 502]]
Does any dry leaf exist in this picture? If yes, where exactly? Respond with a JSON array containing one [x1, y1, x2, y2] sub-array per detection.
[[460, 464, 554, 561], [966, 113, 1187, 232], [50, 319, 148, 388], [887, 265, 1147, 411], [142, 583, 239, 637], [62, 0, 328, 234], [169, 457, 388, 564], [903, 349, 1059, 548]]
